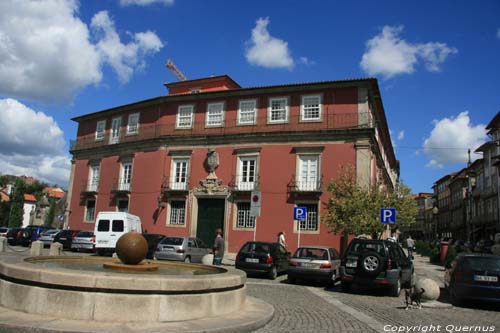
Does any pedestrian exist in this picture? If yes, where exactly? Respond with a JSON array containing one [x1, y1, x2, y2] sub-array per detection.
[[212, 228, 224, 266], [277, 231, 287, 248], [406, 235, 415, 259]]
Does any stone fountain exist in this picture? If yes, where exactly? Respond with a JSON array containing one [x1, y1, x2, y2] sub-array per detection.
[[0, 232, 273, 332]]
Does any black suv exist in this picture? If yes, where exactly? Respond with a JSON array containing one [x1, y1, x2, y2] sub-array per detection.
[[340, 238, 414, 297], [19, 225, 49, 246], [235, 241, 290, 280]]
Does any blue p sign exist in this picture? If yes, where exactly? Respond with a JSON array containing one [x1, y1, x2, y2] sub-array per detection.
[[294, 207, 307, 221], [380, 208, 396, 224]]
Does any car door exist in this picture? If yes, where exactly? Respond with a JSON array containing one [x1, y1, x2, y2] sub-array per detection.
[[187, 238, 198, 262], [395, 244, 412, 283], [277, 244, 289, 272], [197, 238, 210, 256]]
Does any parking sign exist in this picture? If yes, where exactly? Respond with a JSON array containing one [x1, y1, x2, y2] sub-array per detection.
[[294, 207, 307, 221], [380, 208, 396, 224]]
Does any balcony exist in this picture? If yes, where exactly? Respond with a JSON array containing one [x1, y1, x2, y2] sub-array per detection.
[[81, 180, 99, 194], [161, 178, 189, 192], [71, 112, 373, 151], [288, 175, 323, 193], [112, 178, 131, 193], [229, 175, 260, 192]]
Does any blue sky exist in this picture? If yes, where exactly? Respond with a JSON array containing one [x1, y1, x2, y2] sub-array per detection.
[[0, 0, 499, 194]]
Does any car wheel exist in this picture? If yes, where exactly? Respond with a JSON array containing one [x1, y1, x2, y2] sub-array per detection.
[[449, 285, 462, 306], [359, 251, 383, 276], [288, 276, 296, 284], [96, 249, 105, 256], [341, 281, 352, 293], [268, 266, 278, 280], [184, 256, 191, 263], [389, 278, 401, 297]]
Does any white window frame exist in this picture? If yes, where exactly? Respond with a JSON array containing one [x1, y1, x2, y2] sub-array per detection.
[[119, 161, 133, 191], [167, 200, 186, 226], [206, 102, 225, 127], [268, 97, 289, 124], [127, 113, 140, 135], [109, 117, 122, 144], [300, 94, 322, 121], [237, 156, 258, 191], [176, 105, 194, 129], [234, 201, 256, 229], [170, 158, 189, 190], [95, 120, 106, 141], [297, 154, 321, 191], [84, 199, 96, 222], [237, 99, 257, 125], [88, 164, 100, 192], [294, 202, 320, 233]]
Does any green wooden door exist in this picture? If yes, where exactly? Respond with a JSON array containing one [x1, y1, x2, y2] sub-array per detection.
[[196, 199, 225, 248]]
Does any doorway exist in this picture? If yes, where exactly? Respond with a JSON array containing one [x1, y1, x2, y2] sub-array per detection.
[[196, 199, 225, 248]]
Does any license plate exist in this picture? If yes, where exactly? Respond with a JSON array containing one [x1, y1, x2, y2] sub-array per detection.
[[246, 258, 259, 263], [97, 240, 108, 244], [301, 263, 316, 268], [474, 275, 498, 282], [346, 261, 357, 268]]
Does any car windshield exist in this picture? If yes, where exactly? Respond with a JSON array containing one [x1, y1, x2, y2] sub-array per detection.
[[160, 237, 184, 246], [348, 241, 386, 256], [41, 230, 58, 236], [0, 228, 8, 233], [462, 257, 500, 272], [241, 242, 271, 254], [77, 231, 93, 237], [294, 248, 328, 260]]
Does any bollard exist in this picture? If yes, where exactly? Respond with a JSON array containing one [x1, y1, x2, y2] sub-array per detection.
[[0, 237, 6, 252], [49, 242, 63, 256], [30, 241, 44, 256], [112, 252, 118, 258]]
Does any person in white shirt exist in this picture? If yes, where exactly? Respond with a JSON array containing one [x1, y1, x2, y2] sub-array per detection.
[[277, 231, 287, 248]]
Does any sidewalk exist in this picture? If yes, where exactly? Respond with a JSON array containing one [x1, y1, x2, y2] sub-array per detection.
[[412, 253, 445, 287]]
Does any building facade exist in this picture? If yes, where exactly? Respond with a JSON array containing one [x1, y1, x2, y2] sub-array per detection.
[[67, 75, 398, 254]]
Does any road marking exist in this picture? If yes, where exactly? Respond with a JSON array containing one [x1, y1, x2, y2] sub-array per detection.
[[307, 287, 385, 333]]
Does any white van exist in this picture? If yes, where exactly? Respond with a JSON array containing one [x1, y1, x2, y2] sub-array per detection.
[[93, 211, 142, 255]]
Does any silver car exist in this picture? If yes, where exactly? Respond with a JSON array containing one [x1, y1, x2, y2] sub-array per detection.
[[154, 236, 211, 263], [288, 246, 341, 286], [39, 229, 60, 247], [71, 231, 94, 252]]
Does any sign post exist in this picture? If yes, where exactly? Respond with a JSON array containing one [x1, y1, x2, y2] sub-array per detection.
[[294, 207, 307, 248], [380, 208, 396, 239], [250, 191, 261, 241]]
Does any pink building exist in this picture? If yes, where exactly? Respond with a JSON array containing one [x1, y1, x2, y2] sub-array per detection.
[[67, 75, 398, 254]]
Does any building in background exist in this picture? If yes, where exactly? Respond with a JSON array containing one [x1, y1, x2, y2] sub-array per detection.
[[67, 75, 399, 253]]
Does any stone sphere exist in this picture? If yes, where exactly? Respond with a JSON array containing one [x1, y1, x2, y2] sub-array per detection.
[[415, 278, 440, 301], [115, 232, 148, 265]]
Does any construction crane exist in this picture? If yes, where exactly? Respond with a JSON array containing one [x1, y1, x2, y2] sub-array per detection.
[[165, 59, 187, 81]]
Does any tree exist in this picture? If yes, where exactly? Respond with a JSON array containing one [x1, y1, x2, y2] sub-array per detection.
[[8, 178, 26, 228], [322, 165, 417, 239], [44, 197, 56, 227]]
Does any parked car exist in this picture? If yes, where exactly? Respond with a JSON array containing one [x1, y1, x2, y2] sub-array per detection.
[[444, 253, 500, 305], [53, 229, 80, 250], [19, 225, 49, 246], [6, 228, 22, 245], [340, 238, 414, 297], [154, 236, 211, 263], [288, 246, 341, 286], [142, 233, 165, 259], [0, 227, 9, 237], [70, 231, 94, 252], [39, 229, 61, 247], [235, 241, 290, 280], [94, 211, 142, 256]]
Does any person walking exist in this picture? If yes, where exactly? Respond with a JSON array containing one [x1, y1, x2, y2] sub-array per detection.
[[277, 231, 287, 248], [406, 235, 415, 259], [212, 228, 224, 266]]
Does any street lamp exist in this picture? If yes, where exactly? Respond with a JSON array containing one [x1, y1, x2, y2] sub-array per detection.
[[432, 206, 439, 240]]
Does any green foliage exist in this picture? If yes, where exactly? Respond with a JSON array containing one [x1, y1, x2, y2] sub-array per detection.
[[8, 179, 25, 228], [322, 165, 418, 239], [0, 201, 10, 227], [444, 245, 457, 267], [25, 180, 48, 201], [44, 197, 56, 227]]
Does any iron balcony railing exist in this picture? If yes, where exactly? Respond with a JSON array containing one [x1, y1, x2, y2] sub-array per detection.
[[71, 112, 373, 151], [288, 175, 323, 193], [229, 175, 260, 191], [112, 178, 132, 192], [161, 178, 190, 192]]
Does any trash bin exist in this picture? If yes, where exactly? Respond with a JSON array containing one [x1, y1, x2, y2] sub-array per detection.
[[440, 241, 449, 265]]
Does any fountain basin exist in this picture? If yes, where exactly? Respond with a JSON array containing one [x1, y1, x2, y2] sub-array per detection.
[[0, 254, 246, 322]]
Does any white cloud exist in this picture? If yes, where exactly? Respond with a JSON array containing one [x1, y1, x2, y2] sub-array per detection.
[[397, 131, 405, 141], [0, 1, 164, 101], [0, 99, 70, 186], [91, 11, 164, 84], [423, 112, 487, 168], [299, 57, 315, 66], [245, 17, 294, 69], [120, 0, 174, 6], [360, 26, 457, 78]]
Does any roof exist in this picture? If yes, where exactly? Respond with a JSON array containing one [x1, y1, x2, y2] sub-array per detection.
[[164, 75, 241, 91], [24, 194, 37, 202], [486, 111, 500, 130], [475, 141, 495, 152], [45, 187, 65, 199]]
